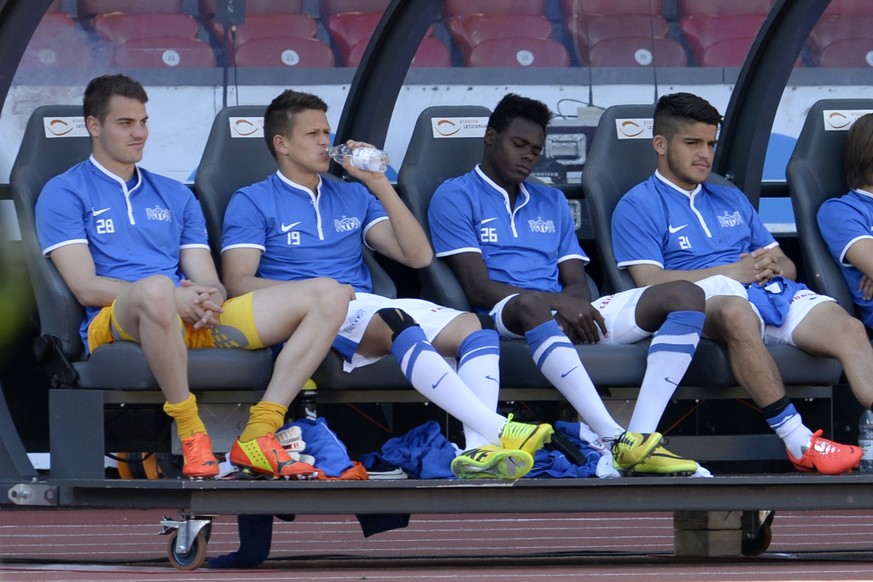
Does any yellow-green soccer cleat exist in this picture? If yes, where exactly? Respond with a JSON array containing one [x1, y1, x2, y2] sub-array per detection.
[[624, 444, 699, 476], [499, 414, 554, 457], [451, 445, 534, 480], [611, 431, 662, 471]]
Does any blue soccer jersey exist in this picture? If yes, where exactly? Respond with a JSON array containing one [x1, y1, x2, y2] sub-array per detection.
[[612, 173, 777, 272], [429, 166, 588, 296], [817, 189, 873, 328], [221, 172, 388, 292], [36, 157, 210, 343]]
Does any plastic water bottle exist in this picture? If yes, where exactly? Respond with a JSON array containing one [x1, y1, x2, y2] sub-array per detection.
[[859, 409, 873, 472], [327, 144, 389, 173]]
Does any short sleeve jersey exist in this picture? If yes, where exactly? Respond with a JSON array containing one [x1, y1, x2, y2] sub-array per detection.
[[817, 189, 873, 328], [612, 173, 777, 272], [221, 172, 389, 292], [429, 166, 587, 296], [35, 156, 210, 342]]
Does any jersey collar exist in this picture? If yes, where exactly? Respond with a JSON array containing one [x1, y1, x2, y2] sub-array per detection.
[[276, 170, 321, 200], [474, 165, 531, 207], [88, 155, 142, 194], [654, 170, 702, 199], [852, 188, 873, 200]]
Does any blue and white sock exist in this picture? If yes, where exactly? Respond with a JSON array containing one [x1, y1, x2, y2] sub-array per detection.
[[391, 326, 505, 444], [629, 310, 704, 433], [525, 319, 622, 439], [766, 402, 813, 459], [456, 329, 501, 450]]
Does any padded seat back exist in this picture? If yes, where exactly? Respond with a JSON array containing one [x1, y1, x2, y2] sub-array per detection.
[[786, 98, 873, 311], [398, 105, 491, 310], [195, 106, 395, 296], [11, 106, 92, 360]]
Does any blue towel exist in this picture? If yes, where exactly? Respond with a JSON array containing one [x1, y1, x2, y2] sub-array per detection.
[[281, 417, 354, 478], [525, 421, 600, 478], [360, 420, 455, 479], [746, 276, 807, 326]]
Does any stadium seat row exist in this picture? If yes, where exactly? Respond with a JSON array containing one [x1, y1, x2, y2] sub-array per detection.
[[21, 0, 873, 71]]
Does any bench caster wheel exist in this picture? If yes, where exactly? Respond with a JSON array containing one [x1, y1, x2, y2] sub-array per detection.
[[741, 510, 774, 556], [167, 529, 207, 570], [160, 514, 213, 570]]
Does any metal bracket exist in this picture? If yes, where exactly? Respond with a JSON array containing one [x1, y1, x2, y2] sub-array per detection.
[[7, 483, 58, 506]]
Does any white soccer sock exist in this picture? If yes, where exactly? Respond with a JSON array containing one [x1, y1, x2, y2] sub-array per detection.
[[391, 326, 505, 445], [526, 320, 622, 439], [456, 329, 501, 450], [767, 403, 813, 459], [628, 311, 704, 433]]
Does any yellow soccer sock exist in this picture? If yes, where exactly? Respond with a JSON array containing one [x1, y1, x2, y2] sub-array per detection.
[[163, 393, 207, 439], [239, 401, 288, 442]]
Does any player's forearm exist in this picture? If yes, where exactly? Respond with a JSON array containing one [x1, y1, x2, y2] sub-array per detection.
[[224, 273, 283, 298], [70, 276, 131, 308]]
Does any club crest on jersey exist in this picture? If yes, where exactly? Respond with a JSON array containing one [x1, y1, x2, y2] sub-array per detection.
[[145, 206, 172, 222], [528, 216, 556, 233], [717, 211, 743, 228], [334, 215, 361, 232]]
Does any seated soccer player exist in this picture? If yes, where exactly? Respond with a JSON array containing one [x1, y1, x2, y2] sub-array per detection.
[[429, 93, 707, 477], [613, 92, 871, 475], [220, 89, 553, 480], [818, 112, 873, 332], [35, 74, 352, 479]]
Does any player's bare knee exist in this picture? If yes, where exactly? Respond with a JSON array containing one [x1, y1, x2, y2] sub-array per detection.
[[664, 280, 705, 312], [710, 297, 760, 340], [134, 275, 177, 322], [508, 292, 552, 327]]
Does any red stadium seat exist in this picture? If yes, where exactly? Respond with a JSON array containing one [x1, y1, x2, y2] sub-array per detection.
[[696, 37, 756, 67], [212, 13, 318, 44], [447, 14, 553, 61], [587, 37, 687, 67], [561, 0, 663, 17], [467, 37, 569, 68], [677, 0, 774, 17], [199, 0, 304, 19], [233, 36, 335, 68], [327, 11, 436, 66], [822, 0, 873, 16], [816, 38, 873, 68], [93, 13, 201, 44], [321, 0, 390, 17], [112, 37, 216, 68], [680, 13, 766, 64], [326, 11, 381, 65], [443, 0, 545, 18], [347, 36, 449, 67], [567, 14, 669, 62], [809, 15, 873, 54], [78, 0, 183, 19], [20, 13, 93, 69]]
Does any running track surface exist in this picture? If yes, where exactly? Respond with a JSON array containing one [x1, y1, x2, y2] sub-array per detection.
[[1, 508, 872, 581]]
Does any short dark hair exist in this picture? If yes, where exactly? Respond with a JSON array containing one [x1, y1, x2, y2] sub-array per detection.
[[263, 89, 328, 158], [83, 74, 148, 124], [488, 93, 552, 134], [845, 113, 873, 191], [654, 92, 722, 141]]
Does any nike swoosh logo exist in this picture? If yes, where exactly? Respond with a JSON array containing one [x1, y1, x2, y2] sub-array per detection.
[[93, 207, 111, 217], [561, 366, 578, 378], [481, 217, 497, 225], [486, 375, 499, 384], [668, 224, 687, 234], [664, 377, 679, 387], [432, 372, 448, 389], [281, 221, 301, 233]]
